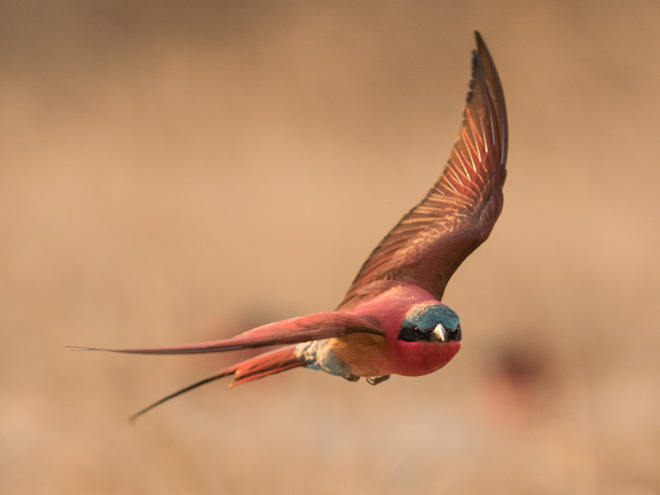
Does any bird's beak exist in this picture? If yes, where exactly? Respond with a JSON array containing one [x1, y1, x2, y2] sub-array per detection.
[[431, 324, 449, 342]]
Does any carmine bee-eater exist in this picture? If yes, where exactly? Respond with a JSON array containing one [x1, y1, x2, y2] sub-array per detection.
[[74, 31, 507, 420]]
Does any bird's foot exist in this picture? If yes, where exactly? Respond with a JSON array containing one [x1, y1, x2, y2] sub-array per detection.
[[366, 375, 390, 385], [342, 374, 360, 382]]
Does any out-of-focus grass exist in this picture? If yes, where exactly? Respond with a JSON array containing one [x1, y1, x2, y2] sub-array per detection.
[[2, 1, 659, 493]]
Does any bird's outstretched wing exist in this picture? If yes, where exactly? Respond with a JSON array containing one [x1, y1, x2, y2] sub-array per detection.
[[340, 32, 507, 307], [69, 312, 383, 355]]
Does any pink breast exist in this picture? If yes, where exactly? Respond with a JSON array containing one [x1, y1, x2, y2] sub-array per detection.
[[388, 340, 461, 376]]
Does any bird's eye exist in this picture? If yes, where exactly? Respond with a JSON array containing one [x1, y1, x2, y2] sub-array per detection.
[[454, 324, 462, 341], [398, 325, 425, 342]]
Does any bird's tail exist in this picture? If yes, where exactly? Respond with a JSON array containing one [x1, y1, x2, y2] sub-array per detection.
[[130, 346, 305, 421], [231, 345, 306, 386]]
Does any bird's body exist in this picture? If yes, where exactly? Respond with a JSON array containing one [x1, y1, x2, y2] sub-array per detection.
[[296, 283, 461, 379], [73, 32, 508, 420]]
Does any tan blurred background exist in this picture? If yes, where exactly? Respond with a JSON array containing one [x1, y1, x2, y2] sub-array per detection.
[[2, 1, 659, 493]]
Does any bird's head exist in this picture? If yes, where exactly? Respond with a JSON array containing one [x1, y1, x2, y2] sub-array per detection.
[[398, 303, 462, 343]]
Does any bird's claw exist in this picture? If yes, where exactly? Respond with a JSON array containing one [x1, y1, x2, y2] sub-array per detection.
[[366, 375, 390, 385], [342, 374, 360, 382]]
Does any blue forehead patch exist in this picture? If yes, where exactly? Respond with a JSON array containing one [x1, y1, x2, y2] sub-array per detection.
[[404, 304, 460, 331]]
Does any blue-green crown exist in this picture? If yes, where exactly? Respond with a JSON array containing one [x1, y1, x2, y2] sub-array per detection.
[[398, 303, 462, 342], [404, 304, 460, 332]]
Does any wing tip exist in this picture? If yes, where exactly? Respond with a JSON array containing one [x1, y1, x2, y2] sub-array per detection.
[[474, 31, 486, 54], [473, 31, 494, 69], [467, 31, 492, 105], [470, 31, 508, 164]]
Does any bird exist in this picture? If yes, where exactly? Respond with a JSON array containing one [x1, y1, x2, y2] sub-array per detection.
[[72, 31, 508, 420]]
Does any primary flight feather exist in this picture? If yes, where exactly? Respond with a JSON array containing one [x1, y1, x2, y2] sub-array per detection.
[[73, 32, 508, 420]]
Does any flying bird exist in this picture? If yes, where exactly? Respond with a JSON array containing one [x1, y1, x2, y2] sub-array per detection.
[[73, 31, 508, 420]]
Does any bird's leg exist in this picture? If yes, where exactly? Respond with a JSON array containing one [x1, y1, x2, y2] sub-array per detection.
[[366, 375, 390, 385], [342, 373, 360, 382]]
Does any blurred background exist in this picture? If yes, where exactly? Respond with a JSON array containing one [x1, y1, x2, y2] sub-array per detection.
[[2, 1, 659, 493]]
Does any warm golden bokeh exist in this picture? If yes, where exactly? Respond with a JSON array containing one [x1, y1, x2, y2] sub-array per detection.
[[2, 1, 659, 493]]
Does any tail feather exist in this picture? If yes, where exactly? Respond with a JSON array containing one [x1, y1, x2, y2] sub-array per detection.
[[129, 346, 304, 421], [232, 346, 306, 387]]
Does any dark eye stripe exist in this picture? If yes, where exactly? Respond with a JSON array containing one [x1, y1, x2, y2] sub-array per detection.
[[398, 326, 427, 342]]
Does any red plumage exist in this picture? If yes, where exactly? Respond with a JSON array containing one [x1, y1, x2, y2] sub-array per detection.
[[72, 32, 508, 420]]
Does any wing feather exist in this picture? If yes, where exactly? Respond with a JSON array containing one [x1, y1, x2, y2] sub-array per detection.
[[69, 312, 383, 355], [339, 32, 507, 307]]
